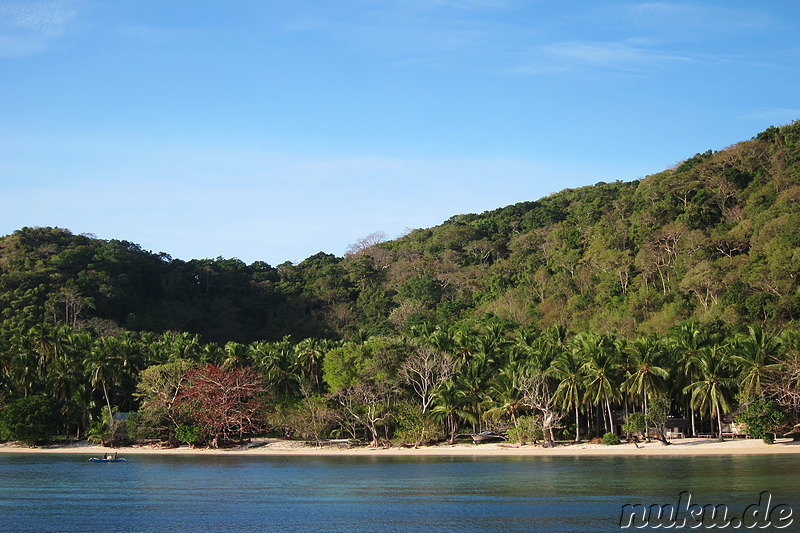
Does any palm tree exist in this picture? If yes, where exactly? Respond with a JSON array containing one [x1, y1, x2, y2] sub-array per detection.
[[428, 327, 457, 355], [293, 337, 330, 393], [484, 365, 525, 428], [731, 325, 783, 400], [48, 342, 84, 435], [63, 330, 94, 436], [157, 331, 203, 363], [220, 341, 249, 369], [84, 337, 122, 424], [30, 323, 67, 383], [550, 350, 585, 442], [114, 331, 146, 412], [577, 332, 620, 434], [431, 379, 476, 443], [683, 345, 735, 441], [250, 339, 299, 399], [622, 335, 669, 416], [665, 321, 712, 437], [455, 350, 493, 432]]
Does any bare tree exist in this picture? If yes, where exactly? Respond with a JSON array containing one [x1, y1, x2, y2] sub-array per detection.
[[400, 346, 454, 414], [331, 382, 393, 447], [764, 350, 800, 419], [345, 231, 387, 256], [518, 369, 562, 447]]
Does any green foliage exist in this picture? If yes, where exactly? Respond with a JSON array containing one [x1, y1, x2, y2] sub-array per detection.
[[602, 432, 621, 445], [86, 409, 126, 445], [507, 415, 542, 445], [175, 424, 202, 446], [322, 337, 403, 393], [124, 412, 151, 440], [268, 395, 336, 443], [646, 395, 671, 441], [2, 121, 800, 449], [623, 412, 647, 436], [735, 397, 788, 444], [0, 395, 59, 445], [392, 402, 443, 446], [3, 122, 800, 340]]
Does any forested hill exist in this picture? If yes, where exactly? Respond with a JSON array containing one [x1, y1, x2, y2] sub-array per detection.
[[2, 121, 799, 343]]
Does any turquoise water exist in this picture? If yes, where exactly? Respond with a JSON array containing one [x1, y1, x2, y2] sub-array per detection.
[[1, 453, 798, 532]]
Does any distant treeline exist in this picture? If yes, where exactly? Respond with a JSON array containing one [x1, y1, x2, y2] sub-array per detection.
[[0, 321, 798, 447], [1, 120, 800, 445], [2, 123, 799, 345]]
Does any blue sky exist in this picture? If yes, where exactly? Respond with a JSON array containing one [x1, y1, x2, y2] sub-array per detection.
[[1, 1, 798, 265]]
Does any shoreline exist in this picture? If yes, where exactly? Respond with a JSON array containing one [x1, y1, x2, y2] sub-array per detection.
[[3, 437, 800, 457]]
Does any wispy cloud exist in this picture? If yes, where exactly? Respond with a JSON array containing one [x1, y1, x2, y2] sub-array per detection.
[[0, 0, 79, 57], [280, 1, 509, 66], [740, 108, 800, 125], [540, 40, 691, 72], [626, 2, 780, 49], [507, 39, 693, 77], [118, 25, 218, 46], [505, 2, 780, 77], [402, 0, 511, 10]]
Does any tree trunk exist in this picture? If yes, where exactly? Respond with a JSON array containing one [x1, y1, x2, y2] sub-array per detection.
[[101, 380, 113, 422], [574, 404, 580, 442], [624, 398, 630, 439], [448, 415, 457, 444]]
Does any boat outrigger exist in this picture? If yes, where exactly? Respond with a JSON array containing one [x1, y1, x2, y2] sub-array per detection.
[[470, 431, 506, 443]]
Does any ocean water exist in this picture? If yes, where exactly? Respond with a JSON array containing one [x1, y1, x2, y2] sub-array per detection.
[[1, 453, 798, 532]]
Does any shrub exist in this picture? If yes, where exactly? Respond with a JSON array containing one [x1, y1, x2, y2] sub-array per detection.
[[268, 395, 337, 443], [602, 432, 620, 445], [622, 412, 646, 437], [175, 424, 203, 446], [507, 415, 543, 445], [0, 395, 59, 446], [392, 403, 443, 446], [735, 397, 787, 444], [87, 409, 126, 445]]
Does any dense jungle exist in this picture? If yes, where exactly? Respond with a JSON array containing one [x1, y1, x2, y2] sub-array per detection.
[[1, 121, 799, 447]]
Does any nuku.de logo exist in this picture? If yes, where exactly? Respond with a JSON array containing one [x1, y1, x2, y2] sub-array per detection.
[[619, 491, 793, 529]]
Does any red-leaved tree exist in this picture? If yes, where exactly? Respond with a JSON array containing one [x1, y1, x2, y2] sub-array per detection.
[[177, 364, 269, 446]]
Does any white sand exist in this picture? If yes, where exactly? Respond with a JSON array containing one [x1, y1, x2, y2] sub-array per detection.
[[3, 437, 800, 457]]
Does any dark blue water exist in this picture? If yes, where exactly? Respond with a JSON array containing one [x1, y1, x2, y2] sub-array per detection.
[[1, 454, 798, 532]]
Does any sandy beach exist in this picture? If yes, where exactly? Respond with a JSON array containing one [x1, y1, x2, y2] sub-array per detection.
[[3, 437, 800, 457]]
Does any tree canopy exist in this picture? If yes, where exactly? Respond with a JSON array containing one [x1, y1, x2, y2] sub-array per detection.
[[2, 121, 800, 447]]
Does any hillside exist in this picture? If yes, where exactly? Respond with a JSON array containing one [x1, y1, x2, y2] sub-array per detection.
[[1, 121, 799, 342]]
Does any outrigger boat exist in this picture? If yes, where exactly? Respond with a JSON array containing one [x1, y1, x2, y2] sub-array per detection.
[[88, 456, 126, 463]]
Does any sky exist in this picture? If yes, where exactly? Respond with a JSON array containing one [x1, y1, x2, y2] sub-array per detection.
[[1, 1, 798, 265]]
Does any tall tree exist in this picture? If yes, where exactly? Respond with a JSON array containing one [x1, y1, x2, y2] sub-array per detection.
[[577, 332, 620, 434], [323, 338, 404, 446], [622, 335, 669, 416], [665, 321, 712, 437], [550, 350, 585, 442], [84, 337, 121, 423], [431, 379, 475, 444], [400, 344, 453, 414], [731, 325, 783, 400], [683, 345, 735, 441], [177, 364, 268, 446]]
